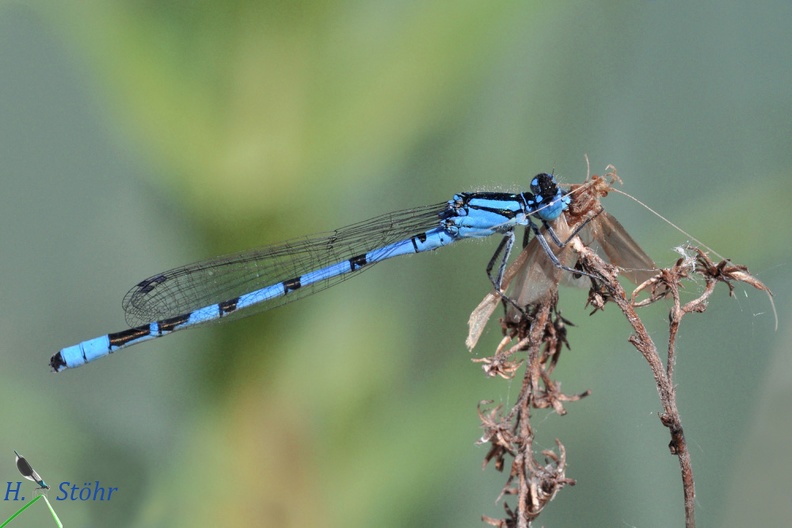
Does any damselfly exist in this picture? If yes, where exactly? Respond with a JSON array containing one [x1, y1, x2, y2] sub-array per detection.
[[52, 173, 589, 372]]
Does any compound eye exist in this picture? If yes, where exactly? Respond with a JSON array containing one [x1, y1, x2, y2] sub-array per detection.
[[530, 173, 556, 198]]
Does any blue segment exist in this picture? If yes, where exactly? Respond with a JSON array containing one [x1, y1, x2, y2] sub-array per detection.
[[58, 336, 112, 370], [51, 173, 571, 372], [236, 286, 282, 311]]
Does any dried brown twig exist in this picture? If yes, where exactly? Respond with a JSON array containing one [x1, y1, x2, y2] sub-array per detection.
[[475, 243, 772, 527], [470, 169, 774, 528], [476, 293, 586, 528]]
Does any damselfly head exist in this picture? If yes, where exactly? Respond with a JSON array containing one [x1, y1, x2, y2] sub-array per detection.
[[530, 173, 560, 202]]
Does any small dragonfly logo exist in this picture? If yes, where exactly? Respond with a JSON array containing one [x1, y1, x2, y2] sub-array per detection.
[[14, 450, 49, 490], [3, 451, 62, 527]]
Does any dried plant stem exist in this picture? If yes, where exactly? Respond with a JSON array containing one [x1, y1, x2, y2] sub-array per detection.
[[478, 293, 587, 528], [474, 215, 773, 526], [571, 239, 773, 528]]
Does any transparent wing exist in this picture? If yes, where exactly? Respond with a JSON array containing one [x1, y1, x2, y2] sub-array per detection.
[[508, 212, 656, 309], [583, 211, 656, 285], [123, 202, 447, 326], [510, 216, 578, 308], [466, 211, 657, 349], [466, 217, 572, 349]]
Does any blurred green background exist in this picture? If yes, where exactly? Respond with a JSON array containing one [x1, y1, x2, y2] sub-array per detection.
[[1, 1, 790, 527]]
